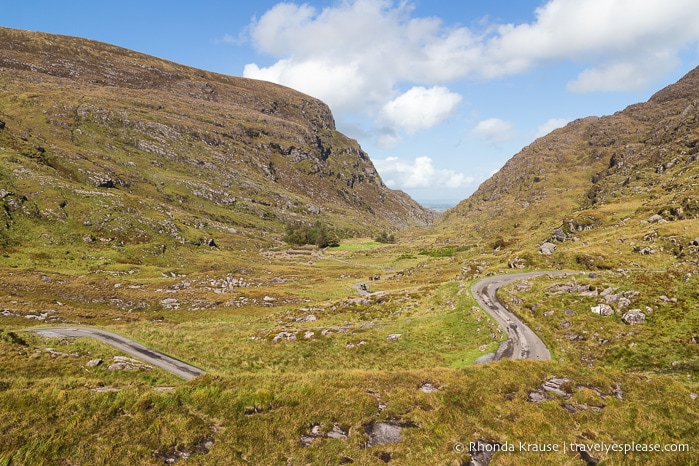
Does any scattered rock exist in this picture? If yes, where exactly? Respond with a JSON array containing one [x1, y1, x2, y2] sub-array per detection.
[[160, 298, 180, 310], [107, 356, 152, 372], [690, 393, 697, 401], [303, 331, 315, 340], [346, 341, 366, 349], [469, 440, 502, 466], [296, 314, 316, 322], [508, 257, 526, 269], [590, 304, 614, 316], [272, 331, 296, 342], [87, 358, 103, 367], [539, 242, 557, 255], [691, 238, 699, 247], [648, 214, 665, 223], [621, 309, 646, 325], [154, 437, 214, 464], [560, 321, 571, 330], [300, 424, 322, 447], [365, 422, 402, 447], [386, 334, 402, 342], [326, 424, 348, 440], [90, 387, 121, 393], [529, 377, 573, 403], [419, 381, 439, 393], [551, 227, 567, 242]]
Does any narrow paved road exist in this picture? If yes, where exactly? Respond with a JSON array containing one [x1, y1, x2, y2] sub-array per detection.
[[471, 271, 573, 361], [29, 327, 205, 380]]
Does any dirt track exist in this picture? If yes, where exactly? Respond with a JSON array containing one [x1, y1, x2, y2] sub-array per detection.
[[29, 327, 205, 380]]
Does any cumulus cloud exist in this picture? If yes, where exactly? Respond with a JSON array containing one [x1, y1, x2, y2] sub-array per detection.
[[380, 86, 462, 133], [471, 118, 516, 144], [240, 0, 699, 151], [533, 117, 570, 139], [373, 156, 473, 189], [243, 0, 699, 103]]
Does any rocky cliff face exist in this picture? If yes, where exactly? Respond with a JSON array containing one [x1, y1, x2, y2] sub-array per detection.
[[0, 27, 432, 252]]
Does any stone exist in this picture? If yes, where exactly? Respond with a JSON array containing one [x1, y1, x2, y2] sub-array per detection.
[[551, 227, 567, 242], [87, 358, 103, 367], [691, 238, 699, 247], [365, 422, 402, 447], [419, 381, 439, 393], [303, 331, 314, 339], [540, 242, 556, 255], [326, 425, 348, 440], [386, 334, 402, 342], [591, 304, 614, 316], [648, 214, 665, 223], [107, 356, 152, 372], [469, 440, 502, 466], [621, 309, 646, 325], [272, 331, 296, 342]]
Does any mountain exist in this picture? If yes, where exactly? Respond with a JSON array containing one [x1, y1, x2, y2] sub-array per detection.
[[0, 27, 432, 255], [441, 65, 699, 270]]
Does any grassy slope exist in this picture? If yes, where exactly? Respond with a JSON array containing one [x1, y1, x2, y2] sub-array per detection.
[[0, 29, 698, 466]]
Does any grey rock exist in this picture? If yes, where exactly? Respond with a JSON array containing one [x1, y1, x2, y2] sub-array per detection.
[[366, 422, 401, 447], [386, 334, 402, 342], [469, 440, 502, 466], [621, 309, 646, 325], [87, 358, 103, 367], [591, 304, 614, 316], [540, 242, 557, 255], [272, 331, 296, 342], [326, 424, 348, 440], [551, 228, 567, 242]]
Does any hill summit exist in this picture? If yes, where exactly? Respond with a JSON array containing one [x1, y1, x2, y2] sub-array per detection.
[[0, 27, 432, 255], [440, 65, 699, 271]]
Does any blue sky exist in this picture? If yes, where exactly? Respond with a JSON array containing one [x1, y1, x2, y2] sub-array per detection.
[[4, 1, 699, 203]]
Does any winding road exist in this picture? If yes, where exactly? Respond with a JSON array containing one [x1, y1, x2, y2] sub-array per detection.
[[471, 271, 573, 362], [29, 327, 205, 380]]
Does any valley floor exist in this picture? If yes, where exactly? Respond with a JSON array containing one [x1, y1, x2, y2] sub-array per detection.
[[0, 238, 697, 465]]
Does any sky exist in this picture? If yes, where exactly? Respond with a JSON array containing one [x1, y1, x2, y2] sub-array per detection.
[[3, 1, 699, 204]]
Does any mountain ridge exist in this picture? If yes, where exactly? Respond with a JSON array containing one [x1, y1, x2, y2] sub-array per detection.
[[0, 26, 432, 257]]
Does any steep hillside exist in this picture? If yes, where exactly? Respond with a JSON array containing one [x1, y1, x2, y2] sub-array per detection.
[[0, 27, 432, 258], [441, 65, 699, 271]]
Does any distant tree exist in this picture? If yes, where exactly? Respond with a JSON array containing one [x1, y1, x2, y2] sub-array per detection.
[[375, 231, 396, 244], [283, 221, 339, 248]]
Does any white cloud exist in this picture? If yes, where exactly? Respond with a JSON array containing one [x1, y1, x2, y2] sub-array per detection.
[[243, 0, 699, 105], [471, 118, 516, 144], [533, 117, 570, 139], [239, 0, 699, 156], [380, 86, 462, 133], [373, 156, 473, 189]]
